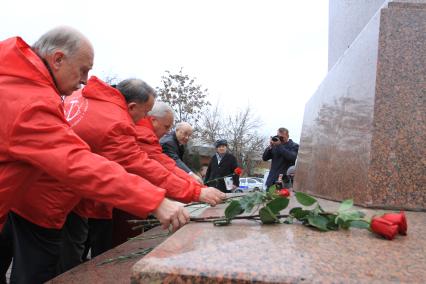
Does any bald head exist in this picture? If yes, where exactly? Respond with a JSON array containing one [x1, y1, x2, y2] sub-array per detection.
[[149, 102, 175, 138], [175, 122, 193, 145], [32, 26, 94, 96]]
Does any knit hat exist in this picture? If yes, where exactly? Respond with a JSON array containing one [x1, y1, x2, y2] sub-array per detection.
[[215, 139, 228, 148]]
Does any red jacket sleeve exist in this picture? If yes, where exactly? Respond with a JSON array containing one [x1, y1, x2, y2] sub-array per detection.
[[100, 122, 201, 203], [8, 101, 166, 218], [147, 149, 200, 184]]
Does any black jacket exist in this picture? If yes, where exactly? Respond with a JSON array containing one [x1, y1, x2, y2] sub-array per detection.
[[160, 131, 192, 173], [204, 152, 240, 193], [262, 139, 299, 187]]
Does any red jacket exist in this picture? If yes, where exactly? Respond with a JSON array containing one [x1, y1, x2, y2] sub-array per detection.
[[71, 76, 201, 219], [1, 37, 166, 229], [136, 117, 200, 182]]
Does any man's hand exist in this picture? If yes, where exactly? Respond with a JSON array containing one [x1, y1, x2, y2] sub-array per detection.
[[199, 187, 226, 206], [190, 172, 204, 184], [270, 138, 281, 146], [152, 198, 190, 232]]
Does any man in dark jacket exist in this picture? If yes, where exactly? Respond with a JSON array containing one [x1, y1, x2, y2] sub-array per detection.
[[205, 140, 240, 193], [262, 128, 299, 188], [160, 122, 202, 183]]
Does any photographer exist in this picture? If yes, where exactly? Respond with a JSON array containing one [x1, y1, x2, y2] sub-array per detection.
[[262, 127, 299, 188]]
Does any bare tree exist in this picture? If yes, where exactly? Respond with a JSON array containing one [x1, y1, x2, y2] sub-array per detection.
[[199, 106, 267, 176], [196, 103, 224, 144], [103, 74, 120, 86], [156, 68, 210, 125]]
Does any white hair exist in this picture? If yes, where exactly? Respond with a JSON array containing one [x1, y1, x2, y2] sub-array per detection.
[[148, 101, 174, 118], [176, 121, 192, 131], [32, 26, 90, 58]]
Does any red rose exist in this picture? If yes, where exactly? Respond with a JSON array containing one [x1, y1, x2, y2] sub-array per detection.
[[370, 217, 399, 240], [381, 211, 407, 235], [278, 189, 290, 198], [234, 167, 242, 176]]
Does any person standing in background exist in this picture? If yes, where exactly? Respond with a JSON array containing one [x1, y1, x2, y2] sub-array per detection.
[[262, 127, 299, 189], [205, 139, 240, 193]]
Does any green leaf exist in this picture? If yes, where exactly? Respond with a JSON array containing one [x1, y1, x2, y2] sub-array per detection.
[[336, 211, 364, 223], [325, 214, 339, 230], [338, 199, 353, 212], [259, 207, 277, 224], [307, 214, 329, 231], [266, 197, 289, 214], [252, 192, 265, 204], [295, 192, 317, 206], [238, 192, 265, 213], [349, 220, 370, 229], [238, 198, 255, 213], [289, 207, 310, 220], [268, 185, 277, 195], [224, 200, 244, 219]]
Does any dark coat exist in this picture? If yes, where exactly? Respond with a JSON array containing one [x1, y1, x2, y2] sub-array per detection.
[[262, 139, 299, 188], [160, 131, 192, 173], [204, 153, 240, 193]]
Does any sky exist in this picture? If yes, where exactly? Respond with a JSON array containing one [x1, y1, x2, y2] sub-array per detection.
[[1, 0, 329, 143]]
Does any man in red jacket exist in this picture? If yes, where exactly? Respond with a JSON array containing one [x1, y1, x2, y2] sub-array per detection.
[[111, 101, 202, 247], [136, 101, 199, 178], [0, 27, 190, 284], [43, 76, 224, 271]]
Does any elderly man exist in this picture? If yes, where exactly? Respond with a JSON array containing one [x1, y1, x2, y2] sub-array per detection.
[[137, 102, 213, 185], [109, 102, 224, 246], [9, 76, 224, 274], [160, 122, 202, 183], [0, 27, 188, 283], [62, 77, 223, 265], [262, 127, 299, 188]]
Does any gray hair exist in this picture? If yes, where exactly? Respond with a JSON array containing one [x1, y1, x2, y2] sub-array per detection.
[[32, 26, 87, 58], [116, 78, 157, 103], [176, 122, 192, 131], [148, 101, 174, 118]]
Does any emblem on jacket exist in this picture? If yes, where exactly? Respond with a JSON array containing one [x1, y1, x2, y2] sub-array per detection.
[[64, 92, 89, 127]]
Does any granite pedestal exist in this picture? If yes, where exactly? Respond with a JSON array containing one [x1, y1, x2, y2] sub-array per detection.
[[294, 1, 426, 211]]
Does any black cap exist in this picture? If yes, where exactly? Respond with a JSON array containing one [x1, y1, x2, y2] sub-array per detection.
[[215, 139, 228, 148]]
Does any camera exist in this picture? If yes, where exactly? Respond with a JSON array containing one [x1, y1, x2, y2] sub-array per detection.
[[271, 135, 282, 142]]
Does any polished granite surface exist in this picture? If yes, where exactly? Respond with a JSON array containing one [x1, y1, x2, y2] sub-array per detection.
[[47, 197, 426, 283], [132, 198, 426, 283], [295, 1, 426, 210]]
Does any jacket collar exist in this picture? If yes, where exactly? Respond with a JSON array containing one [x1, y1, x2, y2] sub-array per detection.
[[0, 37, 59, 94], [137, 116, 154, 130], [82, 76, 127, 110], [135, 117, 159, 143]]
